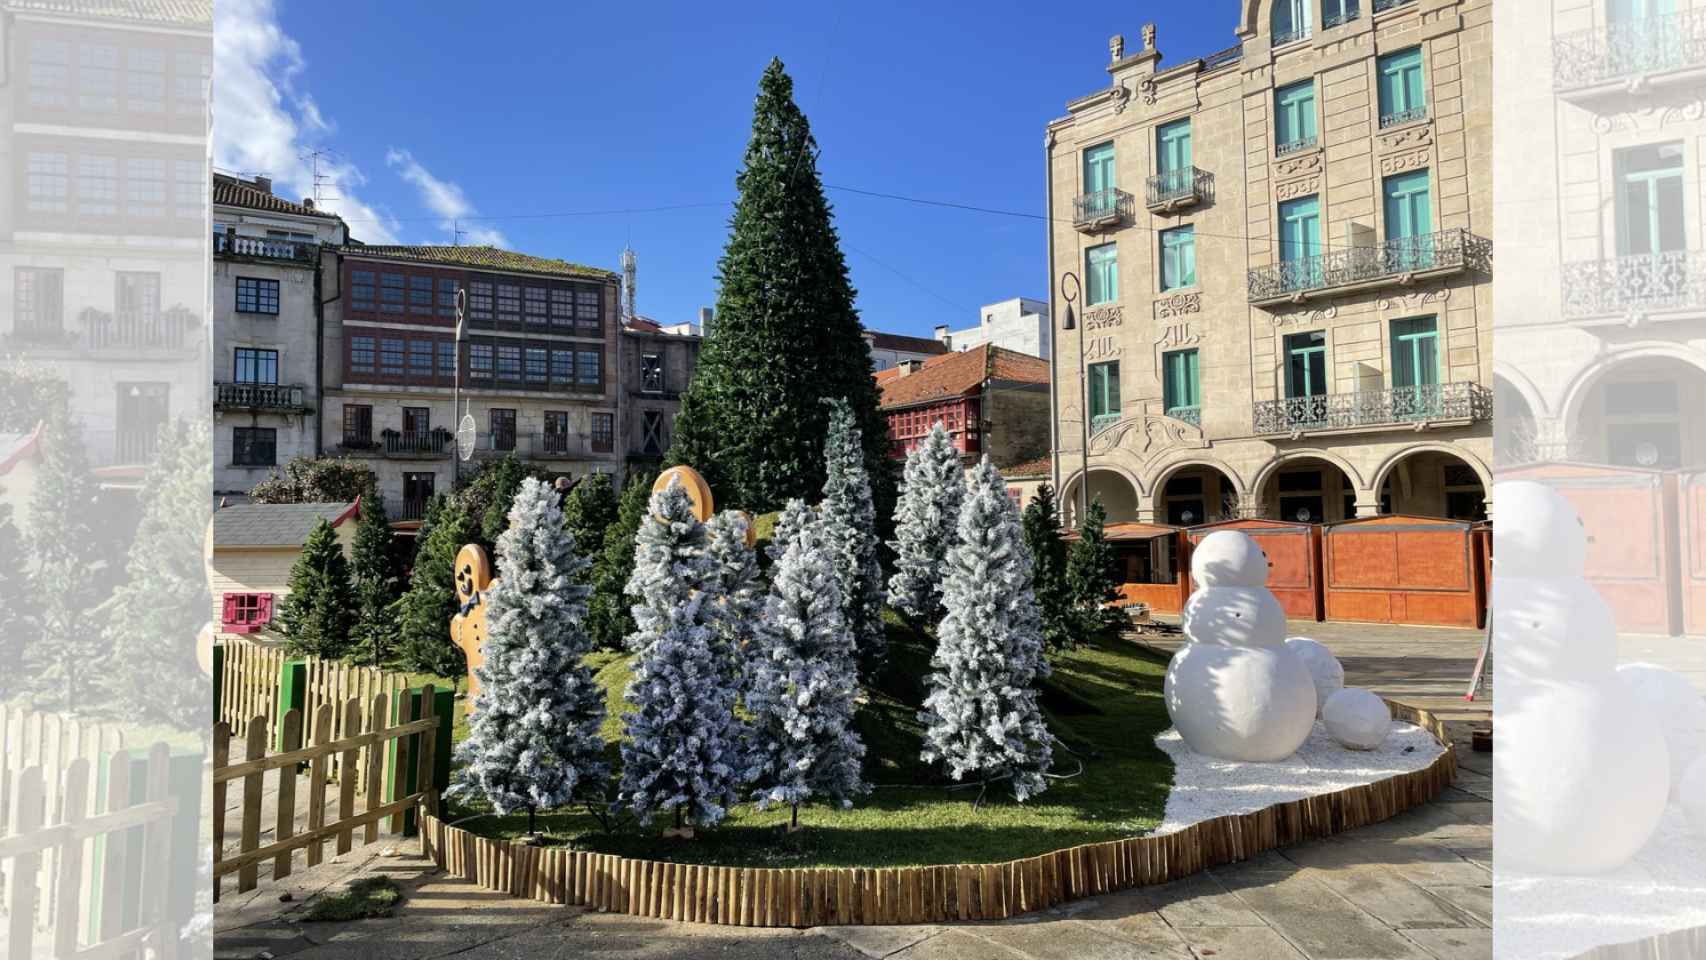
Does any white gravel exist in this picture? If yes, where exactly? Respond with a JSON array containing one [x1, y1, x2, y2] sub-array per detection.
[[1495, 806, 1706, 960], [1152, 720, 1444, 836]]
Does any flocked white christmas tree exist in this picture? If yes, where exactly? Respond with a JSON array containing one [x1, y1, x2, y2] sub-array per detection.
[[820, 397, 886, 668], [746, 499, 868, 827], [887, 421, 966, 624], [919, 457, 1054, 802], [618, 482, 747, 832], [706, 510, 763, 684], [453, 477, 607, 832]]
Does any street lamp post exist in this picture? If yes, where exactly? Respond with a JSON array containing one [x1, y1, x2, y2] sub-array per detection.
[[1059, 270, 1088, 524], [452, 287, 466, 488]]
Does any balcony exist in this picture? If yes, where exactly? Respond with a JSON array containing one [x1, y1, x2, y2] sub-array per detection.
[[1560, 249, 1706, 320], [81, 306, 201, 353], [473, 431, 594, 461], [379, 429, 452, 459], [1276, 136, 1318, 158], [213, 230, 319, 264], [1166, 406, 1202, 428], [1246, 228, 1491, 305], [1273, 26, 1311, 46], [1073, 188, 1135, 233], [214, 381, 309, 412], [1252, 382, 1493, 436], [1146, 167, 1213, 212], [1553, 11, 1706, 91], [1378, 105, 1429, 129]]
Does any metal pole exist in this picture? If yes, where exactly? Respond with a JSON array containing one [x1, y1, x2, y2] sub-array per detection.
[[1060, 271, 1087, 523], [453, 287, 466, 488]]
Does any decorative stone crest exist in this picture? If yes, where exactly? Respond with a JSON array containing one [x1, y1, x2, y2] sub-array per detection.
[[1154, 293, 1201, 320], [1142, 22, 1156, 50], [1379, 148, 1430, 175], [1276, 176, 1320, 200], [1112, 82, 1132, 114], [1139, 77, 1158, 105], [1273, 152, 1322, 178], [1270, 303, 1337, 326], [1157, 317, 1201, 348], [1377, 287, 1451, 311], [1376, 123, 1433, 152], [1089, 414, 1208, 458], [1591, 88, 1706, 134], [1083, 304, 1124, 330], [1085, 335, 1122, 361], [1110, 33, 1124, 62]]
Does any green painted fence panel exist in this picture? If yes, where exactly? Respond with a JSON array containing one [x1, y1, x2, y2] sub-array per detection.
[[276, 659, 307, 750], [386, 686, 453, 837]]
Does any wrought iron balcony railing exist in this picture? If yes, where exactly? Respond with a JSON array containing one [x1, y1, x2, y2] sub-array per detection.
[[1166, 406, 1202, 428], [382, 429, 452, 457], [1323, 8, 1360, 27], [1379, 105, 1428, 129], [81, 306, 200, 352], [1253, 382, 1492, 435], [1553, 11, 1706, 89], [1273, 25, 1311, 46], [1090, 413, 1121, 435], [213, 230, 319, 263], [469, 430, 590, 460], [1560, 249, 1706, 318], [1276, 135, 1318, 157], [1202, 44, 1244, 69], [1073, 188, 1135, 232], [1246, 228, 1491, 304], [214, 381, 308, 411], [1372, 0, 1415, 12], [1146, 167, 1213, 210]]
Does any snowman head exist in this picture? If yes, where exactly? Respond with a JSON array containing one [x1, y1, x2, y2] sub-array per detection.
[[1492, 480, 1586, 578], [1190, 530, 1270, 587]]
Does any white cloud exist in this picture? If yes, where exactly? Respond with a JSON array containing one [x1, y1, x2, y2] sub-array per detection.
[[385, 148, 509, 248], [212, 0, 398, 243]]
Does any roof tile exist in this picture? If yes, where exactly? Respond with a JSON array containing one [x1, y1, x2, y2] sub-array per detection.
[[213, 174, 339, 221], [876, 345, 1048, 409], [342, 244, 617, 280], [214, 501, 358, 548]]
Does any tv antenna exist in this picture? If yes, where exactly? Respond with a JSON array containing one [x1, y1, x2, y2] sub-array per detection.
[[300, 148, 340, 208]]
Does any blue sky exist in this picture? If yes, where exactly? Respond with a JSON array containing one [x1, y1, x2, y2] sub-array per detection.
[[217, 1, 1237, 339]]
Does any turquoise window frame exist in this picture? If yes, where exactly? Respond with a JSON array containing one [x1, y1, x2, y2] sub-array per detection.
[[1086, 243, 1119, 305], [1084, 141, 1116, 195], [1390, 316, 1439, 389], [1275, 80, 1318, 151], [1284, 331, 1328, 399], [1160, 226, 1197, 291], [1614, 143, 1685, 256], [1272, 0, 1312, 42], [1163, 349, 1200, 414], [1088, 360, 1121, 432], [1376, 48, 1426, 125], [1157, 119, 1192, 175], [1382, 169, 1434, 269]]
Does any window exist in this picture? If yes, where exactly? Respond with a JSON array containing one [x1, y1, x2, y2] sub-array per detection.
[[469, 343, 493, 379], [1272, 0, 1312, 43], [1616, 142, 1685, 257], [77, 155, 117, 215], [409, 339, 434, 378], [550, 288, 574, 324], [1284, 331, 1328, 398], [27, 152, 68, 213], [524, 287, 549, 324], [380, 273, 405, 313], [543, 410, 569, 453], [525, 346, 548, 384], [468, 280, 494, 320], [1390, 317, 1440, 419], [14, 268, 64, 340], [173, 52, 209, 117], [1275, 81, 1318, 154], [641, 353, 664, 392], [641, 410, 666, 454], [1083, 142, 1115, 194], [1156, 119, 1192, 175], [351, 270, 376, 310], [174, 159, 203, 219], [591, 412, 614, 453], [233, 427, 276, 467], [235, 277, 280, 315], [234, 347, 278, 384], [1277, 469, 1326, 523], [1160, 226, 1196, 290], [402, 473, 436, 519], [125, 47, 165, 113], [551, 349, 574, 385], [117, 271, 161, 321], [403, 407, 431, 435], [380, 337, 405, 376], [28, 40, 69, 108], [1323, 0, 1359, 26], [221, 593, 274, 634], [576, 349, 601, 389], [1377, 48, 1425, 127], [1383, 169, 1433, 269], [575, 288, 601, 328], [496, 344, 522, 380], [343, 405, 373, 447], [496, 284, 521, 322], [489, 409, 517, 451], [437, 278, 458, 318], [1087, 360, 1121, 432], [351, 336, 376, 374], [438, 340, 457, 379], [1279, 195, 1322, 286], [1163, 349, 1201, 418], [125, 157, 165, 217], [79, 44, 117, 111], [409, 275, 434, 315], [1086, 243, 1119, 305]]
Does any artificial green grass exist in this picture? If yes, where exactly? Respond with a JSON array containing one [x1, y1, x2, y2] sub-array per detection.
[[444, 612, 1175, 868], [303, 876, 403, 921]]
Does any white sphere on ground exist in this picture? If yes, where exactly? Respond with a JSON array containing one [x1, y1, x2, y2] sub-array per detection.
[[1681, 757, 1706, 839], [1492, 575, 1619, 685], [1190, 531, 1271, 587], [1322, 688, 1392, 750], [1164, 642, 1317, 761], [1286, 637, 1345, 715], [1491, 480, 1587, 579], [1182, 586, 1287, 648], [1495, 677, 1669, 874], [1617, 662, 1706, 796]]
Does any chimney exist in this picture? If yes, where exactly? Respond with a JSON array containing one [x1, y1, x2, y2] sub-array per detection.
[[698, 306, 713, 338], [303, 197, 315, 210], [896, 359, 924, 377], [933, 324, 949, 342], [252, 175, 272, 195]]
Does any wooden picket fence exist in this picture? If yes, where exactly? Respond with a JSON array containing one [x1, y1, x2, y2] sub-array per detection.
[[418, 700, 1457, 928], [217, 640, 411, 795], [0, 708, 180, 958], [212, 686, 441, 901]]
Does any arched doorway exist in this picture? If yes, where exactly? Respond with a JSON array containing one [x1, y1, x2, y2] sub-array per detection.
[[1154, 463, 1241, 526], [1569, 356, 1706, 469], [1494, 374, 1540, 466], [1258, 455, 1359, 523], [1063, 468, 1142, 525], [1376, 448, 1488, 520]]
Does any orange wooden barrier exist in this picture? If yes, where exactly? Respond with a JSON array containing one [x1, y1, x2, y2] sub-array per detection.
[[1322, 515, 1480, 627]]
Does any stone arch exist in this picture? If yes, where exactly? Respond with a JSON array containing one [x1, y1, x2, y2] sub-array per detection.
[[1252, 449, 1366, 523], [1492, 363, 1549, 420], [1250, 448, 1366, 498], [1147, 456, 1248, 526], [1369, 443, 1493, 519], [1556, 345, 1706, 468], [1060, 464, 1144, 525], [1556, 343, 1706, 433], [1147, 455, 1250, 499]]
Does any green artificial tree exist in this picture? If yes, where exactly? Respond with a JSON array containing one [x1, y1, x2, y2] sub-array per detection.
[[276, 519, 359, 659], [477, 455, 528, 548], [26, 411, 110, 708], [350, 491, 403, 666], [1021, 484, 1075, 651], [1065, 499, 1121, 640], [587, 467, 657, 651], [0, 500, 35, 703], [563, 472, 619, 562], [396, 494, 474, 682], [668, 58, 894, 524]]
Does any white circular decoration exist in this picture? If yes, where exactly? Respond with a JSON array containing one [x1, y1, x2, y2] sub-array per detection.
[[1490, 480, 1587, 579], [1682, 756, 1706, 840], [1182, 586, 1287, 648], [1285, 637, 1344, 716], [1617, 662, 1706, 796], [1322, 688, 1392, 751], [1190, 530, 1271, 587], [1164, 644, 1317, 762], [1492, 575, 1619, 685]]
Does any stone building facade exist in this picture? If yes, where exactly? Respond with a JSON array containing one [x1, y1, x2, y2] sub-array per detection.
[[620, 316, 701, 466], [934, 297, 1053, 359], [1046, 0, 1493, 528], [876, 344, 1051, 477]]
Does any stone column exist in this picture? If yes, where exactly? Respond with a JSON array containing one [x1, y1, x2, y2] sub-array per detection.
[[1354, 496, 1383, 518]]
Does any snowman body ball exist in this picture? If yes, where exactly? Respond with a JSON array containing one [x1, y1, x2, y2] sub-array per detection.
[[1164, 531, 1317, 762]]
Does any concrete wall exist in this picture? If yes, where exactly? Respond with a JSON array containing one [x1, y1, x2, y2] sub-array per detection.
[[940, 298, 1053, 359]]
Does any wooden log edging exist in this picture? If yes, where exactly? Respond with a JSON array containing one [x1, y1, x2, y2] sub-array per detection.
[[418, 699, 1457, 928]]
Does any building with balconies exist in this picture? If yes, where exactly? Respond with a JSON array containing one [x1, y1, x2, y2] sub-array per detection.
[[1046, 1, 1492, 528], [620, 314, 702, 465], [212, 174, 345, 500]]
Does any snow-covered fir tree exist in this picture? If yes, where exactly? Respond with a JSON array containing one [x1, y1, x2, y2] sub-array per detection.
[[619, 483, 747, 830], [705, 510, 762, 683], [819, 397, 885, 668], [746, 499, 868, 825], [918, 457, 1055, 802], [886, 421, 965, 623], [454, 477, 607, 830]]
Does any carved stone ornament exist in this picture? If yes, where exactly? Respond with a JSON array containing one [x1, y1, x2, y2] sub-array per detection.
[[1274, 152, 1322, 178], [1376, 122, 1433, 152], [1156, 316, 1201, 348], [1378, 148, 1430, 175], [1270, 303, 1338, 326], [1089, 414, 1208, 457], [1085, 334, 1122, 362], [1377, 287, 1451, 311], [1140, 77, 1158, 105], [1112, 82, 1132, 114], [1154, 293, 1202, 320], [1276, 176, 1320, 200], [1083, 304, 1125, 330], [1591, 89, 1706, 134]]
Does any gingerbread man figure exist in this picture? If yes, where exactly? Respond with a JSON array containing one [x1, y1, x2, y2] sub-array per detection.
[[450, 543, 498, 709]]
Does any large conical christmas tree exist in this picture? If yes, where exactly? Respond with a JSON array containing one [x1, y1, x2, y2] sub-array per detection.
[[919, 458, 1054, 802], [454, 478, 607, 830], [668, 58, 893, 520], [886, 421, 965, 625]]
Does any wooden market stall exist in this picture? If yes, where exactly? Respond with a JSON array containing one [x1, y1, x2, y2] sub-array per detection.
[[1677, 470, 1706, 636], [1470, 520, 1492, 629], [1184, 518, 1323, 622], [1321, 515, 1483, 628], [1069, 522, 1190, 615]]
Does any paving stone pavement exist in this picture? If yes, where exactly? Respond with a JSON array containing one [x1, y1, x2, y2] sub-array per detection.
[[214, 624, 1493, 960]]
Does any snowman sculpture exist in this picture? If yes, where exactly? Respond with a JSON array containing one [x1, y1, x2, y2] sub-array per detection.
[[1164, 530, 1317, 762], [1493, 480, 1670, 874]]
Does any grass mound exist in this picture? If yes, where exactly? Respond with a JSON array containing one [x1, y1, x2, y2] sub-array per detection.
[[303, 876, 403, 922], [445, 612, 1174, 868]]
